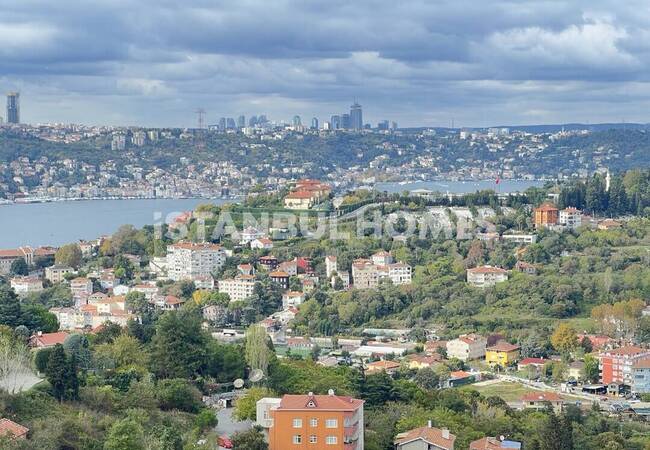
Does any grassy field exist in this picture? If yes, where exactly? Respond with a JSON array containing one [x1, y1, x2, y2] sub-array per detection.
[[461, 381, 540, 402]]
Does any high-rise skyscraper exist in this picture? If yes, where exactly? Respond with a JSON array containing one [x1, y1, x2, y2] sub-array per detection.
[[311, 117, 319, 129], [341, 113, 351, 129], [330, 115, 341, 130], [292, 115, 302, 127], [350, 102, 362, 130], [6, 92, 20, 124], [237, 115, 246, 128]]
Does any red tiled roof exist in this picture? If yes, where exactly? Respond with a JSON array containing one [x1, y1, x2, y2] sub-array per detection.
[[487, 342, 520, 353], [30, 331, 69, 347], [269, 271, 289, 277], [0, 418, 29, 439], [450, 370, 473, 379], [602, 346, 649, 356], [468, 266, 508, 274], [394, 426, 455, 449], [470, 437, 520, 450], [278, 394, 363, 411], [519, 357, 547, 366], [521, 392, 563, 402], [366, 360, 401, 370], [534, 203, 558, 212]]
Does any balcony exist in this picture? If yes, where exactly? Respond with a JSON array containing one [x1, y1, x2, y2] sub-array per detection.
[[345, 423, 359, 440]]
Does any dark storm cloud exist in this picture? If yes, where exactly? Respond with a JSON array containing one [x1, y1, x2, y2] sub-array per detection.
[[2, 0, 650, 126]]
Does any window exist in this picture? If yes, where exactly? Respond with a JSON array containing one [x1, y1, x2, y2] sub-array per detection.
[[293, 419, 303, 428], [293, 435, 302, 444], [310, 418, 318, 427], [326, 436, 338, 445], [325, 419, 338, 428], [309, 435, 317, 443]]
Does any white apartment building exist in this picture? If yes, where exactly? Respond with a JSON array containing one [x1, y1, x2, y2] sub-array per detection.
[[352, 258, 412, 289], [325, 255, 338, 278], [446, 334, 487, 361], [371, 250, 394, 266], [166, 242, 226, 281], [10, 276, 44, 296], [386, 263, 412, 285], [466, 266, 508, 287], [218, 275, 256, 302], [502, 233, 537, 244], [559, 207, 582, 229], [45, 265, 74, 283], [70, 277, 93, 298]]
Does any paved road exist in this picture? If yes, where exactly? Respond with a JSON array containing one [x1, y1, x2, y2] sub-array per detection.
[[216, 407, 252, 438]]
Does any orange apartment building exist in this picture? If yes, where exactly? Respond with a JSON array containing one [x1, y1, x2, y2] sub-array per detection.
[[533, 203, 559, 228], [257, 391, 364, 450], [599, 345, 650, 385]]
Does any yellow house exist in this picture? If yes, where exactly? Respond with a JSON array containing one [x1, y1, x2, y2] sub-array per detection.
[[485, 341, 520, 367]]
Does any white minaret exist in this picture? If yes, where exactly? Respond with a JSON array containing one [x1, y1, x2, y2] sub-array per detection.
[[605, 169, 611, 192]]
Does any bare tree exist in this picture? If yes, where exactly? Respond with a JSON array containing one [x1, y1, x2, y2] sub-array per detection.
[[0, 337, 37, 394]]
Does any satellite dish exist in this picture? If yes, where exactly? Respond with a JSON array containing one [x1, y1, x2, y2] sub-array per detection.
[[233, 378, 245, 389], [249, 369, 264, 383]]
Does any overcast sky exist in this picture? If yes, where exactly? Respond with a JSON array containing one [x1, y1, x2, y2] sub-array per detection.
[[3, 0, 650, 128]]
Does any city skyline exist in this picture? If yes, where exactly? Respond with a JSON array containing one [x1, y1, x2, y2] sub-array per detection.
[[4, 1, 650, 127]]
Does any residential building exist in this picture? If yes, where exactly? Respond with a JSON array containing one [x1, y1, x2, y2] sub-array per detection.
[[568, 361, 584, 380], [466, 266, 508, 287], [29, 331, 69, 348], [394, 423, 455, 450], [371, 250, 393, 266], [485, 342, 520, 367], [0, 418, 28, 440], [218, 275, 256, 302], [70, 277, 93, 298], [240, 226, 265, 245], [269, 271, 290, 289], [514, 260, 537, 275], [259, 255, 279, 271], [598, 219, 622, 230], [10, 276, 43, 296], [405, 354, 443, 370], [502, 233, 537, 244], [520, 392, 564, 413], [251, 238, 274, 250], [387, 263, 412, 285], [284, 190, 316, 209], [351, 260, 379, 289], [559, 207, 582, 229], [166, 242, 226, 281], [518, 357, 547, 376], [237, 263, 255, 276], [470, 437, 521, 450], [446, 334, 487, 361], [0, 246, 56, 275], [282, 291, 305, 309], [325, 256, 338, 278], [193, 275, 215, 290], [599, 346, 650, 385], [258, 391, 364, 450], [632, 359, 650, 394], [44, 265, 73, 283], [364, 360, 401, 375], [131, 283, 159, 299], [533, 203, 559, 228], [351, 257, 411, 289]]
